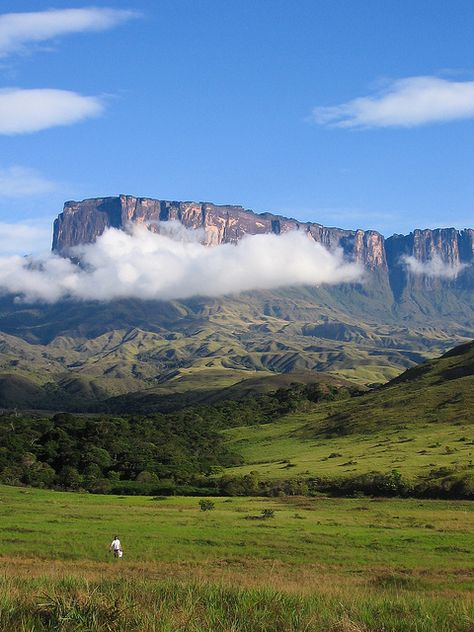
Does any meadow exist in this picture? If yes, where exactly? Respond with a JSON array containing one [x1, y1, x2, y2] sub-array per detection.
[[0, 485, 472, 630], [223, 415, 474, 480], [222, 343, 474, 488]]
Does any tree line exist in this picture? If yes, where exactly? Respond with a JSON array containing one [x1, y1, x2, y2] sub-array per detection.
[[0, 383, 341, 494]]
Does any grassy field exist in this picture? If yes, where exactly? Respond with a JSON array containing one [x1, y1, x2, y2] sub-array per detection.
[[223, 415, 474, 480], [0, 485, 472, 630], [223, 343, 474, 483]]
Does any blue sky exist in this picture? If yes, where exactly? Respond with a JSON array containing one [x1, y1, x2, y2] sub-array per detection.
[[1, 0, 474, 253]]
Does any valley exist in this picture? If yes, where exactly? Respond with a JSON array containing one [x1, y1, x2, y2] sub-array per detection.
[[2, 4, 473, 630]]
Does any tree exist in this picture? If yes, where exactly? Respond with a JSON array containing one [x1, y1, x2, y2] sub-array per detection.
[[136, 471, 159, 484], [58, 466, 83, 490]]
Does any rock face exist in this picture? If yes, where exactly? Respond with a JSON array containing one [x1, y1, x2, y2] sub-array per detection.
[[385, 228, 474, 296], [52, 195, 473, 298], [52, 195, 387, 269]]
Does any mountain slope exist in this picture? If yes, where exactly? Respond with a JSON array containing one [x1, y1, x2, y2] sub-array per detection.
[[319, 340, 474, 434], [222, 341, 474, 481], [0, 196, 472, 398], [0, 287, 470, 403]]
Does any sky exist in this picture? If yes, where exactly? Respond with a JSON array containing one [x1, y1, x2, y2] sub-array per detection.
[[1, 0, 474, 255]]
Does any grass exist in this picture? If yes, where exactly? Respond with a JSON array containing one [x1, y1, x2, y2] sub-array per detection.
[[223, 416, 474, 479], [222, 343, 474, 482], [0, 576, 472, 631], [1, 486, 473, 572], [0, 486, 472, 630]]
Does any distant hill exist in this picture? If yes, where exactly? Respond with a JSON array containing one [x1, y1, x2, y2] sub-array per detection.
[[0, 363, 359, 413], [0, 281, 472, 403]]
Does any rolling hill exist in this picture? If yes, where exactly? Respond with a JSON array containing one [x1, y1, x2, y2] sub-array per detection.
[[0, 283, 471, 410], [0, 340, 471, 498], [222, 341, 474, 485]]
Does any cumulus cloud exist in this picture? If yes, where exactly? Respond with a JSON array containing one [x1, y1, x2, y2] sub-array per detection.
[[0, 7, 138, 58], [312, 76, 474, 128], [0, 165, 56, 197], [0, 221, 52, 256], [402, 254, 466, 279], [0, 223, 363, 303], [0, 88, 103, 134]]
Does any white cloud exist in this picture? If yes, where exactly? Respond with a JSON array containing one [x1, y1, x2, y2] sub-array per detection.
[[0, 222, 363, 303], [312, 76, 474, 128], [0, 165, 56, 197], [402, 254, 466, 279], [0, 221, 51, 255], [0, 8, 138, 58], [0, 88, 103, 134]]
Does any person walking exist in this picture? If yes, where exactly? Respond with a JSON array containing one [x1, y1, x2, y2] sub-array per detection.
[[109, 535, 123, 558]]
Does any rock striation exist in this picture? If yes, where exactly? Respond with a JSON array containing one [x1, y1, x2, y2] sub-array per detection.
[[52, 195, 387, 268], [385, 228, 474, 296], [52, 195, 473, 298]]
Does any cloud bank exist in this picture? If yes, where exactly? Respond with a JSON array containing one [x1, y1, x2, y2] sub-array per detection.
[[312, 76, 474, 128], [402, 254, 466, 279], [0, 8, 138, 58], [0, 223, 363, 303], [0, 88, 103, 134]]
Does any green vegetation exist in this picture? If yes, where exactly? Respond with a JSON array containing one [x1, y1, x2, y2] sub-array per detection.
[[0, 278, 472, 411], [223, 341, 474, 496], [224, 416, 474, 490], [0, 486, 472, 631], [199, 498, 215, 511], [0, 410, 240, 495], [0, 381, 355, 495], [2, 576, 473, 631], [0, 342, 473, 499]]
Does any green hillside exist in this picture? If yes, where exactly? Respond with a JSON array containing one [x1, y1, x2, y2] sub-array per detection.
[[0, 341, 472, 499], [0, 281, 472, 406], [222, 342, 474, 488]]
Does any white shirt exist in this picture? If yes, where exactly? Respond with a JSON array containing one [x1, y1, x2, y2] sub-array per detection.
[[111, 538, 121, 551]]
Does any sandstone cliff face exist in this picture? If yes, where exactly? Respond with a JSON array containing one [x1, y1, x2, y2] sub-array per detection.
[[460, 228, 474, 261], [52, 195, 473, 299], [386, 228, 466, 266], [52, 195, 387, 270], [385, 228, 473, 295]]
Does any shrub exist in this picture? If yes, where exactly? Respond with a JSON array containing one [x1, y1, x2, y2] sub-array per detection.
[[261, 508, 275, 519], [199, 499, 215, 511]]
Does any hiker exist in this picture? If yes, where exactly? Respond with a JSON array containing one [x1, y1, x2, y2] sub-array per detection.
[[109, 535, 123, 558]]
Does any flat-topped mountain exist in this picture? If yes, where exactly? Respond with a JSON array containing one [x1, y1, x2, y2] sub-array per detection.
[[52, 194, 386, 269], [52, 195, 473, 299], [0, 195, 471, 401]]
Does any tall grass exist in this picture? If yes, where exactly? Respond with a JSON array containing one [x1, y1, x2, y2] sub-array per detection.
[[0, 576, 472, 631], [0, 487, 472, 630]]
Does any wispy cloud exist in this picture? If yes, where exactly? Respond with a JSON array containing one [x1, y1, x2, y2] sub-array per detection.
[[0, 165, 56, 197], [312, 76, 474, 128], [402, 254, 467, 279], [0, 88, 103, 134], [0, 8, 138, 58], [0, 222, 363, 303], [0, 220, 51, 255]]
